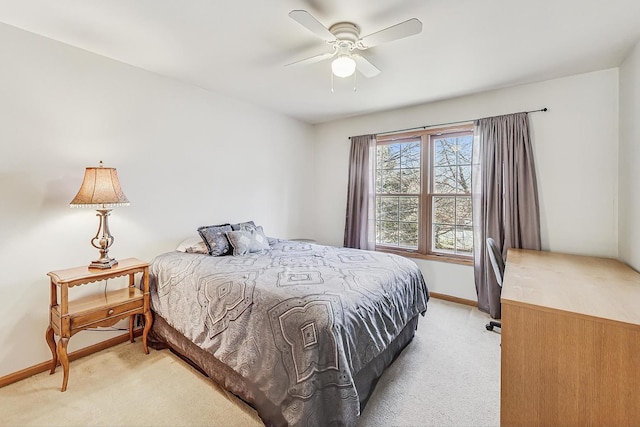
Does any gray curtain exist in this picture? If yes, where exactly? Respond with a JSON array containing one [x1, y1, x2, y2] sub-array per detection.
[[472, 113, 541, 318], [344, 134, 376, 250]]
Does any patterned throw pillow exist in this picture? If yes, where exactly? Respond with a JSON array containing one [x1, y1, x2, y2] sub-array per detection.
[[226, 226, 270, 256], [230, 220, 256, 231], [197, 224, 233, 256]]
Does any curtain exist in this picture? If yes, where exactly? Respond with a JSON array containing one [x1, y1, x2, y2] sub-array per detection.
[[344, 134, 376, 250], [472, 113, 541, 318]]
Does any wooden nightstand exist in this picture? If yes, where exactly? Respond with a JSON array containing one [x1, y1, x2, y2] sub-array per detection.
[[45, 258, 152, 392]]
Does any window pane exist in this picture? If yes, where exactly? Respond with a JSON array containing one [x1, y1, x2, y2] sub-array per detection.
[[434, 166, 456, 193], [379, 221, 399, 246], [457, 136, 473, 164], [401, 168, 420, 193], [382, 169, 401, 193], [399, 196, 418, 222], [456, 226, 473, 253], [433, 224, 455, 251], [456, 196, 472, 226], [377, 196, 399, 221], [401, 142, 420, 168], [456, 165, 472, 193], [434, 196, 455, 225], [378, 143, 401, 170], [399, 222, 418, 248], [434, 138, 458, 166], [376, 140, 421, 250]]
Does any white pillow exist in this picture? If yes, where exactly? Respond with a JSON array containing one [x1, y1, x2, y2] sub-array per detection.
[[176, 236, 208, 254]]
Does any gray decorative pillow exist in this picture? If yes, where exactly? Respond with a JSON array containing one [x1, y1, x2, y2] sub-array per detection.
[[231, 220, 256, 231], [197, 224, 233, 256], [226, 226, 270, 256]]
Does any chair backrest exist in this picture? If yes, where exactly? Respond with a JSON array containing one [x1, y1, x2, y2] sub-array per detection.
[[486, 237, 505, 287]]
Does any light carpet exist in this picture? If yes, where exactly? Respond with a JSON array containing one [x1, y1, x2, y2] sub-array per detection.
[[0, 298, 501, 426]]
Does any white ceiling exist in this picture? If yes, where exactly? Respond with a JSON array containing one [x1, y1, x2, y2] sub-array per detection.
[[0, 0, 639, 124]]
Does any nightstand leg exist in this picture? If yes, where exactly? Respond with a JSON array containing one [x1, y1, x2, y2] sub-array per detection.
[[45, 326, 57, 374], [129, 315, 135, 343], [142, 311, 152, 354], [57, 337, 69, 392]]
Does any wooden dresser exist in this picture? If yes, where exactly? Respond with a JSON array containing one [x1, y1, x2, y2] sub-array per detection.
[[500, 249, 640, 427]]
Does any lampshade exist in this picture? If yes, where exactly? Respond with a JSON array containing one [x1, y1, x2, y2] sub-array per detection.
[[70, 162, 130, 208], [331, 55, 356, 78]]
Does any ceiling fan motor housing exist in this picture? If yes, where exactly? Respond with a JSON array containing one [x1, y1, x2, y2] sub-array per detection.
[[329, 22, 360, 47]]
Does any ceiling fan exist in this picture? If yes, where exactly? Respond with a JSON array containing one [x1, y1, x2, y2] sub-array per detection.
[[287, 10, 423, 78]]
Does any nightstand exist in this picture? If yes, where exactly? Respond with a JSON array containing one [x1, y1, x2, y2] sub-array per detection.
[[45, 258, 152, 392]]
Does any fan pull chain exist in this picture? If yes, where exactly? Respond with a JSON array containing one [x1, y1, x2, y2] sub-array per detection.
[[330, 70, 358, 93]]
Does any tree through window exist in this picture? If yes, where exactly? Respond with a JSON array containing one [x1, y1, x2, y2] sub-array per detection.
[[375, 125, 474, 261]]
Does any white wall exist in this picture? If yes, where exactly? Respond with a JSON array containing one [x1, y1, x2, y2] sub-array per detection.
[[313, 69, 619, 301], [0, 23, 314, 377], [619, 40, 640, 271]]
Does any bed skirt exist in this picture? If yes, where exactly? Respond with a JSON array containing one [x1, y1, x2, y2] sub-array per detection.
[[148, 312, 420, 426]]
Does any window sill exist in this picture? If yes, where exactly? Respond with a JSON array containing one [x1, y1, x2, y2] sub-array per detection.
[[376, 247, 474, 266]]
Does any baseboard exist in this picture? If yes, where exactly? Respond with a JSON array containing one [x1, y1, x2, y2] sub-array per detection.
[[0, 329, 143, 389], [429, 292, 477, 307]]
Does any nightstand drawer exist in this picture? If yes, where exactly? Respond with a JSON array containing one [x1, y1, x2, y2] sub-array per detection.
[[50, 287, 145, 329], [71, 298, 143, 329]]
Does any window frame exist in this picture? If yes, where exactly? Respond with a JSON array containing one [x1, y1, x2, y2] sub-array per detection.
[[374, 124, 474, 265]]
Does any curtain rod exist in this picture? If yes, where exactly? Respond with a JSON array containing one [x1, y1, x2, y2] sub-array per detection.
[[353, 107, 548, 138]]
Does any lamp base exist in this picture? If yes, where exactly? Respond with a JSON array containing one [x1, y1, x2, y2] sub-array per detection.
[[88, 208, 118, 269], [89, 258, 118, 269]]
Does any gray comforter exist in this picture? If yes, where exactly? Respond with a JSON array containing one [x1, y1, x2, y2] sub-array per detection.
[[149, 240, 429, 426]]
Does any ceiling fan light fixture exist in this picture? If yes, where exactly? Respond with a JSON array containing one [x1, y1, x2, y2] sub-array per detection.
[[331, 55, 356, 78]]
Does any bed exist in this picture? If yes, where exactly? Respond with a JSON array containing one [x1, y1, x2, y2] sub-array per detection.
[[148, 237, 429, 427]]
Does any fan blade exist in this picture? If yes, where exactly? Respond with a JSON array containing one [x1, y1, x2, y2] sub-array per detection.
[[359, 18, 422, 48], [353, 54, 381, 78], [285, 51, 336, 67], [289, 10, 336, 42]]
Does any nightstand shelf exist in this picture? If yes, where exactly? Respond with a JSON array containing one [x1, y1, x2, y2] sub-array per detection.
[[45, 258, 152, 392]]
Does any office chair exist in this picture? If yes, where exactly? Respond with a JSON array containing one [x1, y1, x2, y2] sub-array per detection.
[[485, 237, 505, 331]]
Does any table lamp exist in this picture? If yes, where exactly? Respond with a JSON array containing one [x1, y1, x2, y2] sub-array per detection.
[[70, 161, 130, 269]]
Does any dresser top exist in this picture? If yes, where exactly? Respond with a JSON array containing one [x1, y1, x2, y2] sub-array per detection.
[[502, 249, 640, 326]]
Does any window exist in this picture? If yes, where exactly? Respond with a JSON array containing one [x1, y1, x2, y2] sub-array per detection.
[[375, 125, 474, 262]]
